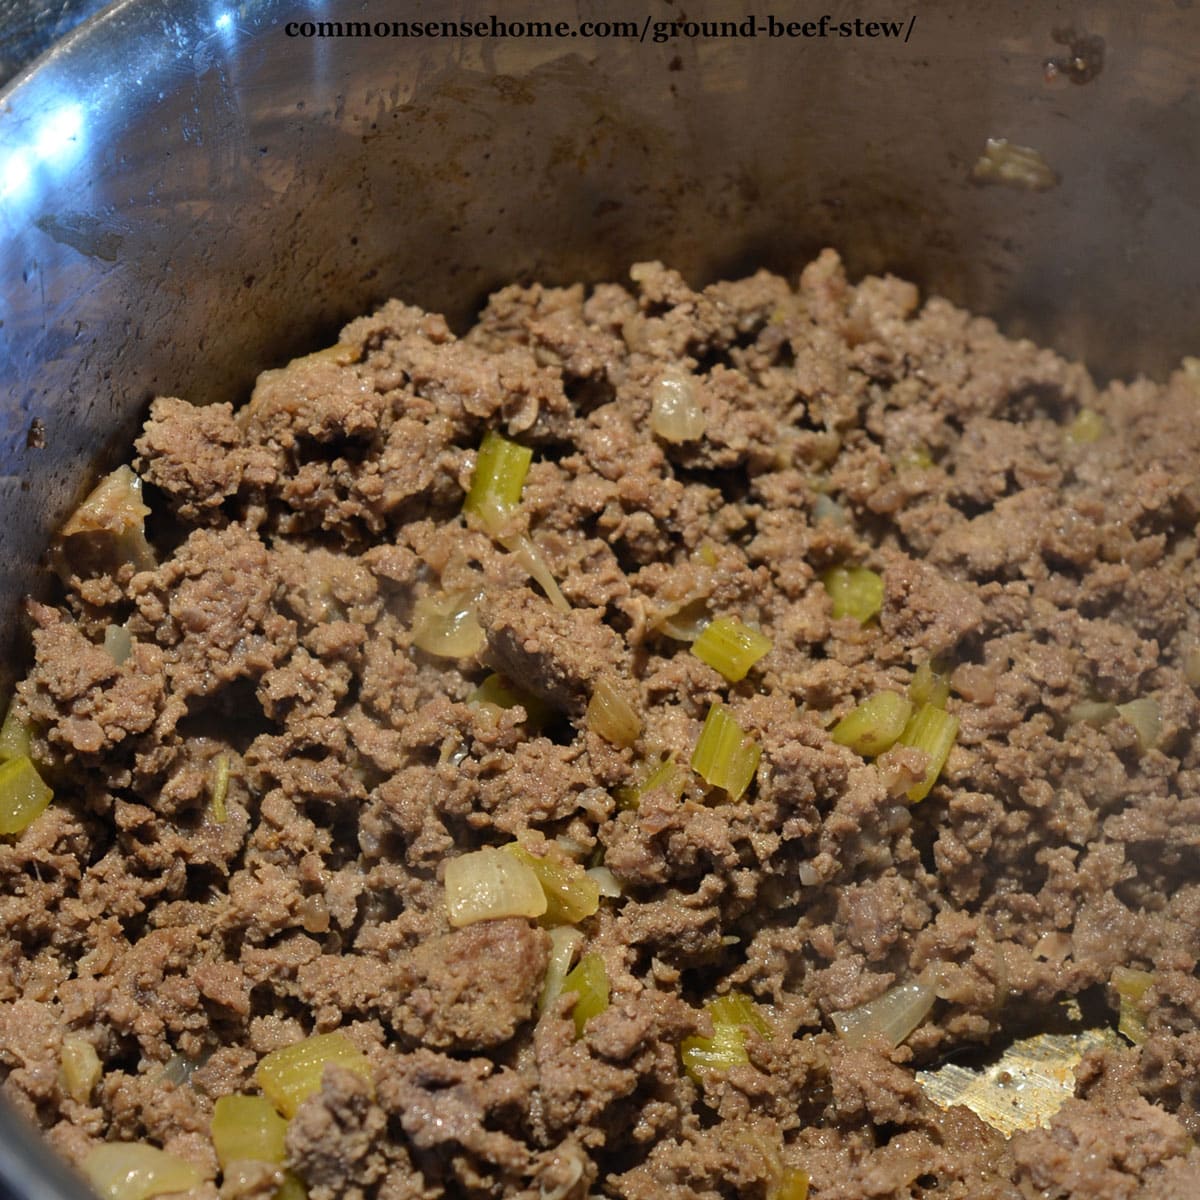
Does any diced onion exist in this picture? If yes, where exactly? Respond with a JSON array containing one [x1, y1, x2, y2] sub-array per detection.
[[102, 624, 133, 665], [659, 598, 711, 642], [768, 1168, 810, 1200], [586, 676, 642, 748], [411, 589, 485, 659], [650, 369, 706, 443], [1183, 644, 1200, 688], [1116, 697, 1161, 753], [211, 1094, 287, 1167], [585, 866, 623, 899], [1067, 699, 1118, 727], [82, 1143, 203, 1200], [60, 1035, 102, 1104], [540, 926, 586, 1015], [60, 465, 156, 571], [468, 674, 551, 730], [254, 1032, 372, 1119], [0, 755, 53, 836], [444, 847, 548, 928], [832, 977, 937, 1048], [831, 692, 913, 758], [502, 533, 571, 614]]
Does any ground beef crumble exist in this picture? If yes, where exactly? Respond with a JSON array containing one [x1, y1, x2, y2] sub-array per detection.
[[3, 250, 1200, 1199]]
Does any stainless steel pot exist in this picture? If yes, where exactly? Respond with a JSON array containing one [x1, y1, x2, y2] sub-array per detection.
[[0, 0, 1198, 1192]]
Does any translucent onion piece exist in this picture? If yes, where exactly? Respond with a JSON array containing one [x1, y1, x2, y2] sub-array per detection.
[[831, 692, 913, 758], [0, 755, 53, 836], [540, 926, 586, 1015], [444, 847, 548, 928], [691, 702, 761, 801], [586, 676, 642, 748], [832, 977, 937, 1048], [562, 952, 610, 1038], [659, 598, 711, 642], [1184, 644, 1200, 689], [254, 1032, 372, 1119], [504, 843, 600, 926], [60, 1035, 102, 1104], [102, 624, 133, 665], [211, 1094, 288, 1167], [1116, 697, 1161, 753], [83, 1143, 203, 1200], [1067, 699, 1118, 727], [650, 369, 706, 443], [411, 589, 485, 659], [59, 465, 156, 571], [585, 866, 623, 899], [503, 533, 570, 613], [691, 617, 772, 683]]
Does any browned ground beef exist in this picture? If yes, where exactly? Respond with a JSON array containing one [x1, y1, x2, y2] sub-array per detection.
[[3, 250, 1200, 1199]]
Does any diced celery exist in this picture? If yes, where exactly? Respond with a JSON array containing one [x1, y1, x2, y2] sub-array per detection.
[[680, 992, 771, 1082], [1065, 408, 1106, 444], [210, 754, 230, 824], [897, 704, 959, 802], [0, 700, 31, 762], [616, 755, 685, 810], [211, 1094, 287, 1166], [822, 566, 884, 624], [82, 1144, 202, 1200], [768, 1168, 810, 1200], [691, 702, 761, 801], [504, 842, 600, 926], [275, 1173, 308, 1200], [909, 660, 951, 709], [463, 430, 533, 533], [691, 616, 773, 683], [830, 692, 913, 757], [586, 676, 642, 748], [0, 755, 52, 835], [1112, 967, 1155, 1045], [254, 1032, 372, 1118], [468, 673, 551, 730], [562, 952, 610, 1037], [681, 993, 770, 1081], [680, 1022, 749, 1081], [707, 992, 771, 1037]]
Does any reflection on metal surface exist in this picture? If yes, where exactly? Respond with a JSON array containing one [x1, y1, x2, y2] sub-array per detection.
[[917, 1027, 1124, 1138]]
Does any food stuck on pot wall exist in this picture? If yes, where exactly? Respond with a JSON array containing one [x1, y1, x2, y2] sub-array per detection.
[[1, 249, 1199, 1199]]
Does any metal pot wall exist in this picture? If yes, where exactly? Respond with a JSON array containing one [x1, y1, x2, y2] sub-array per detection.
[[0, 0, 1197, 1191]]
